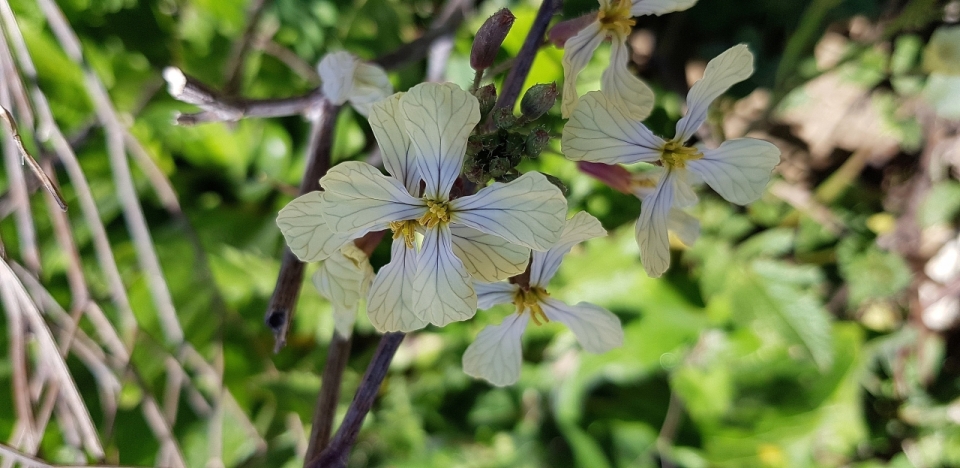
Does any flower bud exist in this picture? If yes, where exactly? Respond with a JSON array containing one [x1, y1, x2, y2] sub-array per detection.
[[525, 127, 550, 158], [493, 106, 517, 129], [520, 83, 558, 120], [577, 161, 634, 194], [471, 8, 515, 71], [474, 83, 498, 117]]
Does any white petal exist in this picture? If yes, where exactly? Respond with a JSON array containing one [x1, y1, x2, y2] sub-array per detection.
[[675, 44, 754, 142], [687, 138, 780, 205], [630, 0, 699, 16], [671, 168, 699, 208], [319, 161, 426, 235], [667, 209, 700, 247], [530, 212, 607, 286], [276, 192, 352, 262], [451, 171, 567, 251], [635, 170, 677, 277], [400, 82, 480, 199], [601, 38, 655, 121], [560, 21, 604, 118], [317, 51, 357, 106], [462, 313, 529, 386], [413, 225, 478, 327], [369, 93, 420, 194], [561, 91, 665, 165], [347, 62, 393, 117], [475, 281, 518, 310], [541, 298, 623, 353], [450, 225, 530, 283], [367, 238, 427, 333], [312, 244, 374, 337]]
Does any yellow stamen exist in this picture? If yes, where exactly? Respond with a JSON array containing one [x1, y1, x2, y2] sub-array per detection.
[[513, 287, 550, 326], [597, 0, 635, 39], [388, 220, 418, 249], [417, 199, 451, 228], [660, 140, 703, 170]]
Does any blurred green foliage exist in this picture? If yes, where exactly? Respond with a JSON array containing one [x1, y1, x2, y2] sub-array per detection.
[[1, 0, 958, 467]]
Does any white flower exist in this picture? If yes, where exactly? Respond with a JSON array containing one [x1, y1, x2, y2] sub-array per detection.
[[313, 243, 375, 337], [317, 51, 393, 116], [562, 44, 781, 277], [559, 0, 698, 119], [319, 82, 568, 332], [461, 212, 623, 386]]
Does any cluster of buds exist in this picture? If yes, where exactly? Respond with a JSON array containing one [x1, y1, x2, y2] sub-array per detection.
[[463, 83, 558, 187]]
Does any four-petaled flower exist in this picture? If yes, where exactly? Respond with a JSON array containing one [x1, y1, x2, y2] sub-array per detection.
[[462, 212, 624, 386], [562, 44, 781, 277], [319, 82, 568, 332], [559, 0, 698, 119], [317, 51, 393, 117]]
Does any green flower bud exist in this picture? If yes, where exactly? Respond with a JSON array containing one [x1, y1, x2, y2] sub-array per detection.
[[474, 84, 498, 117], [525, 127, 550, 158], [520, 82, 558, 120], [493, 107, 517, 129]]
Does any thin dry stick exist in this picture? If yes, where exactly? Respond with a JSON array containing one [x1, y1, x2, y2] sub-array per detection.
[[37, 0, 185, 346], [0, 0, 138, 341], [0, 442, 142, 468], [1, 278, 38, 451], [0, 69, 40, 275], [0, 259, 104, 458], [122, 131, 182, 215], [0, 107, 66, 211], [39, 161, 88, 312]]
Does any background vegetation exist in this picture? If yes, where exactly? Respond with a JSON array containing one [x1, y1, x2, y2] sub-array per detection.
[[0, 0, 958, 467]]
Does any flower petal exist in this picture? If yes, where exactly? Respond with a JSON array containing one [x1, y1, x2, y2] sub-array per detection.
[[561, 91, 665, 164], [367, 238, 427, 332], [475, 281, 518, 310], [451, 225, 530, 283], [674, 44, 754, 142], [462, 313, 529, 386], [667, 208, 700, 247], [560, 21, 604, 118], [451, 171, 567, 251], [319, 161, 425, 235], [276, 192, 352, 262], [530, 212, 607, 286], [630, 0, 699, 16], [347, 62, 393, 117], [635, 170, 677, 277], [312, 243, 374, 337], [413, 225, 478, 327], [601, 38, 655, 121], [400, 82, 480, 199], [317, 51, 357, 106], [541, 298, 623, 353], [687, 138, 780, 205], [369, 93, 420, 194]]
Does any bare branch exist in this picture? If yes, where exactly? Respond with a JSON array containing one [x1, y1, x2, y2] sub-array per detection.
[[304, 332, 352, 461], [494, 0, 560, 111]]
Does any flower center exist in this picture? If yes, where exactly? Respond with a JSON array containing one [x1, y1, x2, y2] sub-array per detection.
[[514, 287, 550, 326], [597, 0, 635, 39], [389, 220, 418, 249], [660, 140, 703, 170], [418, 199, 452, 228]]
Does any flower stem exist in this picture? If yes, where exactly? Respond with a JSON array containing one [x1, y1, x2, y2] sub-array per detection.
[[304, 332, 353, 461], [494, 0, 561, 111], [305, 332, 406, 468]]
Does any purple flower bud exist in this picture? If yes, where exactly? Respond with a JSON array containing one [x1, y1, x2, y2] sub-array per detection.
[[525, 127, 550, 158], [548, 14, 596, 48], [471, 8, 515, 71], [520, 83, 558, 120]]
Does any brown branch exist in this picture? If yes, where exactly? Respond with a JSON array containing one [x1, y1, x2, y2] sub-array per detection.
[[306, 332, 405, 468], [304, 332, 353, 462], [494, 0, 560, 111], [266, 100, 340, 352]]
